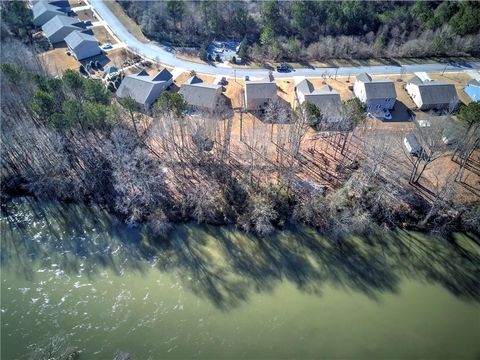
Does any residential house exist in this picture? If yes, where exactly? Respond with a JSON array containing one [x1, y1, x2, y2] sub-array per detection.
[[244, 78, 277, 110], [353, 73, 396, 113], [116, 69, 173, 108], [42, 15, 84, 44], [65, 31, 101, 60], [464, 79, 480, 102], [32, 1, 69, 26], [405, 74, 458, 111], [296, 79, 342, 122], [178, 76, 223, 112]]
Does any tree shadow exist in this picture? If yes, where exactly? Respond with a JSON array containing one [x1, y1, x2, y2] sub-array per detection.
[[2, 198, 479, 312]]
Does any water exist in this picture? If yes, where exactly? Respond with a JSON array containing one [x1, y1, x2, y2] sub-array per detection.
[[1, 198, 479, 359]]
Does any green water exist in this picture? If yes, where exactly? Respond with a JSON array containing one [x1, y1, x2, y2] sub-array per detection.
[[1, 198, 479, 359]]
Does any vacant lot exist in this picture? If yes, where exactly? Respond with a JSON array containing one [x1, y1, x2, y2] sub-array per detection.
[[91, 26, 117, 45], [75, 9, 94, 22], [68, 0, 86, 7], [39, 46, 79, 75]]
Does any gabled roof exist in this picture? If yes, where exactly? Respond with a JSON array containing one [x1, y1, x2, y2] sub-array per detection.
[[116, 69, 173, 105], [245, 79, 277, 99], [356, 72, 396, 100], [296, 79, 315, 96], [356, 73, 372, 83], [42, 15, 82, 39], [64, 30, 97, 50], [152, 68, 173, 82], [467, 79, 480, 87], [32, 2, 65, 21], [408, 76, 458, 105], [179, 77, 222, 109]]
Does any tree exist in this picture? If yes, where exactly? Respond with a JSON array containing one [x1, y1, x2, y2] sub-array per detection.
[[62, 69, 84, 93], [29, 90, 55, 121], [166, 0, 185, 29], [118, 96, 140, 136], [155, 91, 187, 117], [83, 79, 109, 104], [238, 36, 249, 60], [199, 48, 208, 62], [215, 54, 221, 62]]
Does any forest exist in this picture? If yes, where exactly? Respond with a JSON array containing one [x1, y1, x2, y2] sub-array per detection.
[[1, 1, 479, 240], [119, 0, 480, 61]]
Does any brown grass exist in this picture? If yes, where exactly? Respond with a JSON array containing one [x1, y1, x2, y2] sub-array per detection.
[[102, 0, 149, 43], [38, 46, 79, 76], [91, 26, 117, 45], [68, 0, 85, 8], [74, 9, 94, 22]]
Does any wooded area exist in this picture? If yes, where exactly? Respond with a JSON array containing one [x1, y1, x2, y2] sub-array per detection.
[[119, 0, 480, 61]]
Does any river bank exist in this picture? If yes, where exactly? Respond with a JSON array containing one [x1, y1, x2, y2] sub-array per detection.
[[1, 197, 479, 359]]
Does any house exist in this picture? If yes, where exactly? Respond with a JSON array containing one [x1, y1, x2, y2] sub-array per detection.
[[404, 133, 422, 155], [244, 78, 277, 110], [64, 31, 101, 60], [296, 79, 342, 122], [405, 74, 458, 111], [116, 69, 173, 108], [353, 73, 396, 113], [42, 15, 84, 44], [464, 79, 480, 102], [178, 76, 223, 112], [32, 1, 69, 26]]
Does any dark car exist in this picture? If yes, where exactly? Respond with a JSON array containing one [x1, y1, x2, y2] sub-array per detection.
[[217, 77, 228, 86], [276, 63, 292, 72]]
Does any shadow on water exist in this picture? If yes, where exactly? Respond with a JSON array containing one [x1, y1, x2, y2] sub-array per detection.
[[1, 197, 479, 311]]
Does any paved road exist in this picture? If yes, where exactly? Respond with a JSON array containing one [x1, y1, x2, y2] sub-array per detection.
[[90, 0, 480, 78]]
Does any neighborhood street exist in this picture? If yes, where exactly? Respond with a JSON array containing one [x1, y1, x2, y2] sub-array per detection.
[[90, 0, 480, 78]]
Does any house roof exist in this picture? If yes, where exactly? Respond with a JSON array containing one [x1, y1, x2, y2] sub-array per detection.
[[179, 77, 222, 109], [64, 30, 97, 50], [356, 73, 372, 83], [356, 72, 396, 100], [116, 69, 173, 105], [408, 76, 458, 105], [245, 79, 277, 99], [32, 2, 65, 21], [467, 79, 480, 87], [42, 15, 82, 39]]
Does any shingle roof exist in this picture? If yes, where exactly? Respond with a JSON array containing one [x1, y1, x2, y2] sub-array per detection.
[[42, 15, 82, 39], [408, 76, 458, 105], [152, 68, 173, 82], [32, 2, 64, 21], [356, 73, 372, 83], [116, 69, 173, 106], [179, 77, 222, 109], [245, 79, 277, 100], [64, 30, 97, 50], [356, 72, 396, 100], [296, 79, 315, 96], [467, 79, 480, 87]]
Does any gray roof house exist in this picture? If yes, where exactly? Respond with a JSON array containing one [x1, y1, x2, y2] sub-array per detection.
[[178, 76, 223, 111], [244, 79, 277, 110], [406, 76, 459, 110], [65, 31, 101, 60], [353, 73, 397, 111], [296, 79, 342, 122], [116, 69, 173, 108], [32, 1, 69, 26], [42, 15, 84, 44]]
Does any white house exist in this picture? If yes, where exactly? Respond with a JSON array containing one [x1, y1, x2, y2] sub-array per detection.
[[405, 74, 458, 111], [244, 78, 277, 110], [64, 31, 101, 60], [353, 73, 396, 113]]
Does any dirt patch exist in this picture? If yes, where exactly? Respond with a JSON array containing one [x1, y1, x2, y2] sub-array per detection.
[[91, 26, 117, 45], [74, 9, 94, 22], [101, 48, 135, 68], [103, 0, 149, 43], [38, 46, 79, 76], [68, 0, 86, 7]]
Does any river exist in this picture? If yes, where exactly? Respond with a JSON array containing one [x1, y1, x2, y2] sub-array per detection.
[[1, 197, 479, 359]]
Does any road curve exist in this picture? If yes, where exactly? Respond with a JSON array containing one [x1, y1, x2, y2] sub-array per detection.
[[91, 0, 480, 78]]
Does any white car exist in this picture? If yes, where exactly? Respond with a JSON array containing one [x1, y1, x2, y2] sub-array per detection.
[[417, 120, 431, 127], [102, 43, 113, 50], [404, 133, 422, 156]]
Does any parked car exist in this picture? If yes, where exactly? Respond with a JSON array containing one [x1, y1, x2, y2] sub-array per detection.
[[217, 77, 228, 86], [102, 43, 113, 50], [276, 63, 292, 72], [244, 75, 250, 81], [417, 120, 431, 127]]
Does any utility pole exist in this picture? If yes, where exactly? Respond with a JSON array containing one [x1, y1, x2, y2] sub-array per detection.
[[442, 63, 448, 75]]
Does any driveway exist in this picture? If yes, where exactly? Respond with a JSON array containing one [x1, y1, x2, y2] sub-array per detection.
[[90, 0, 480, 78]]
